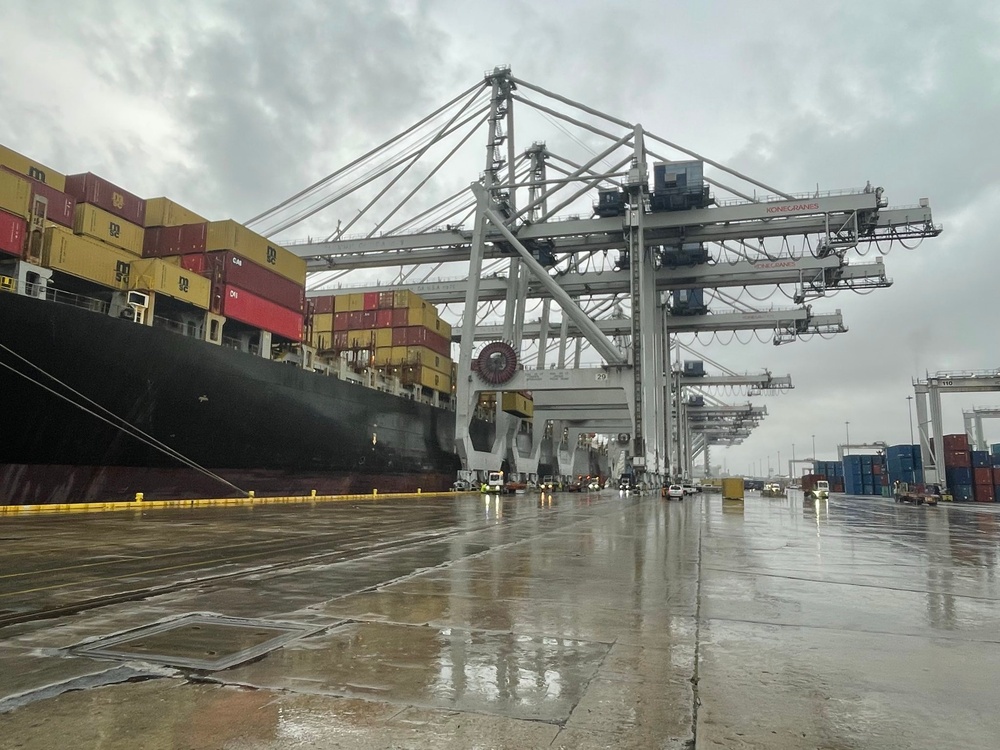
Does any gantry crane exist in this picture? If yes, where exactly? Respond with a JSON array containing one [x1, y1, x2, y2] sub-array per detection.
[[915, 370, 1000, 483], [248, 66, 940, 486], [962, 407, 1000, 452]]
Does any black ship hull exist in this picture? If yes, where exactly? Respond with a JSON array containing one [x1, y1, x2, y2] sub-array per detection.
[[0, 291, 487, 504]]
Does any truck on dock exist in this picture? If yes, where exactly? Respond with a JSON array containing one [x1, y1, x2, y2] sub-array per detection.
[[803, 476, 829, 500], [893, 482, 939, 506]]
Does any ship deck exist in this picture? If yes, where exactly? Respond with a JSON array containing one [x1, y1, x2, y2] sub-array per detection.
[[2, 491, 999, 748]]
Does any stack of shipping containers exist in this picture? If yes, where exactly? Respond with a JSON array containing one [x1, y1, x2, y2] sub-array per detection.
[[993, 444, 1000, 502], [886, 444, 923, 487], [843, 454, 888, 496], [941, 434, 974, 501], [1, 142, 301, 341], [145, 219, 306, 342], [308, 290, 454, 395]]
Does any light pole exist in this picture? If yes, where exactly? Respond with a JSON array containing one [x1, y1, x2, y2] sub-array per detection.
[[811, 434, 816, 460], [845, 421, 851, 449], [906, 396, 915, 446]]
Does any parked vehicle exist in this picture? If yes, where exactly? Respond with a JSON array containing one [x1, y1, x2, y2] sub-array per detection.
[[664, 484, 685, 500]]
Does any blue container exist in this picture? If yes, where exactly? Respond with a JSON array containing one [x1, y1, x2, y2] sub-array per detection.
[[946, 467, 973, 486], [952, 484, 974, 502], [991, 443, 1000, 456], [992, 454, 1000, 468], [972, 451, 990, 468], [888, 456, 914, 471]]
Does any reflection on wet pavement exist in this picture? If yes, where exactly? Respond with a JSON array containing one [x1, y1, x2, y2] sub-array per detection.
[[2, 491, 1000, 747]]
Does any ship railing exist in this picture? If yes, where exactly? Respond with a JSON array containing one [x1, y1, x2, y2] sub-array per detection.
[[45, 286, 110, 315]]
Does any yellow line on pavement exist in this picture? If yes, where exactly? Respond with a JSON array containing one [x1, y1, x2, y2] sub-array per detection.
[[0, 491, 457, 517]]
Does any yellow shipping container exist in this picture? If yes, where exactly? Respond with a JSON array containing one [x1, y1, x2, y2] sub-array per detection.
[[401, 345, 450, 374], [205, 220, 306, 285], [312, 313, 334, 332], [404, 365, 451, 393], [346, 293, 365, 312], [373, 346, 394, 366], [73, 204, 145, 256], [0, 169, 32, 219], [502, 392, 534, 419], [333, 294, 350, 313], [374, 328, 393, 348], [346, 330, 374, 348], [144, 197, 207, 228], [721, 477, 745, 501], [128, 258, 211, 310], [438, 318, 453, 339], [0, 143, 66, 192], [393, 290, 428, 311], [42, 225, 133, 289]]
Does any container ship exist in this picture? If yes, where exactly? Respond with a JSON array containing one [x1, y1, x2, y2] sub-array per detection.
[[0, 143, 500, 504]]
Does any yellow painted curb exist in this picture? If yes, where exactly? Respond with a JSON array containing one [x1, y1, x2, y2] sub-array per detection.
[[0, 491, 458, 517]]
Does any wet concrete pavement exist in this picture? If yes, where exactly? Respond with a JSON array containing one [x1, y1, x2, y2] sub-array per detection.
[[1, 491, 999, 748]]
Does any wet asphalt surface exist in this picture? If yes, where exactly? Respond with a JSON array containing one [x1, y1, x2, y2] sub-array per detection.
[[1, 490, 999, 748]]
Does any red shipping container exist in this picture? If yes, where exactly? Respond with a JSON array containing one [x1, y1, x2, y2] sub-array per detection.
[[375, 309, 393, 328], [311, 295, 335, 314], [974, 484, 994, 503], [332, 331, 347, 349], [377, 291, 395, 309], [993, 468, 1000, 485], [65, 172, 146, 226], [144, 224, 207, 257], [333, 312, 349, 331], [872, 464, 882, 475], [1, 166, 76, 228], [974, 467, 993, 486], [180, 253, 208, 275], [347, 311, 364, 329], [0, 209, 26, 257], [219, 284, 303, 342], [943, 433, 969, 452], [944, 450, 971, 468], [205, 251, 303, 313], [391, 326, 450, 356], [390, 308, 409, 327], [360, 310, 376, 328], [363, 292, 379, 310]]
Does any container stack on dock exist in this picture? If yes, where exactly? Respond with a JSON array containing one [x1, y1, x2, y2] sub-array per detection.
[[814, 461, 844, 493], [307, 290, 455, 395], [886, 444, 924, 487], [941, 434, 975, 501], [993, 445, 1000, 502], [843, 454, 889, 496]]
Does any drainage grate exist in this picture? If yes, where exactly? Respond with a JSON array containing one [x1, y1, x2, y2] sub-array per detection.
[[69, 614, 323, 671]]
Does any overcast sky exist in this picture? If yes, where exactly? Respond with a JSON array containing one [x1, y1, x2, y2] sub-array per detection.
[[2, 0, 998, 475]]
